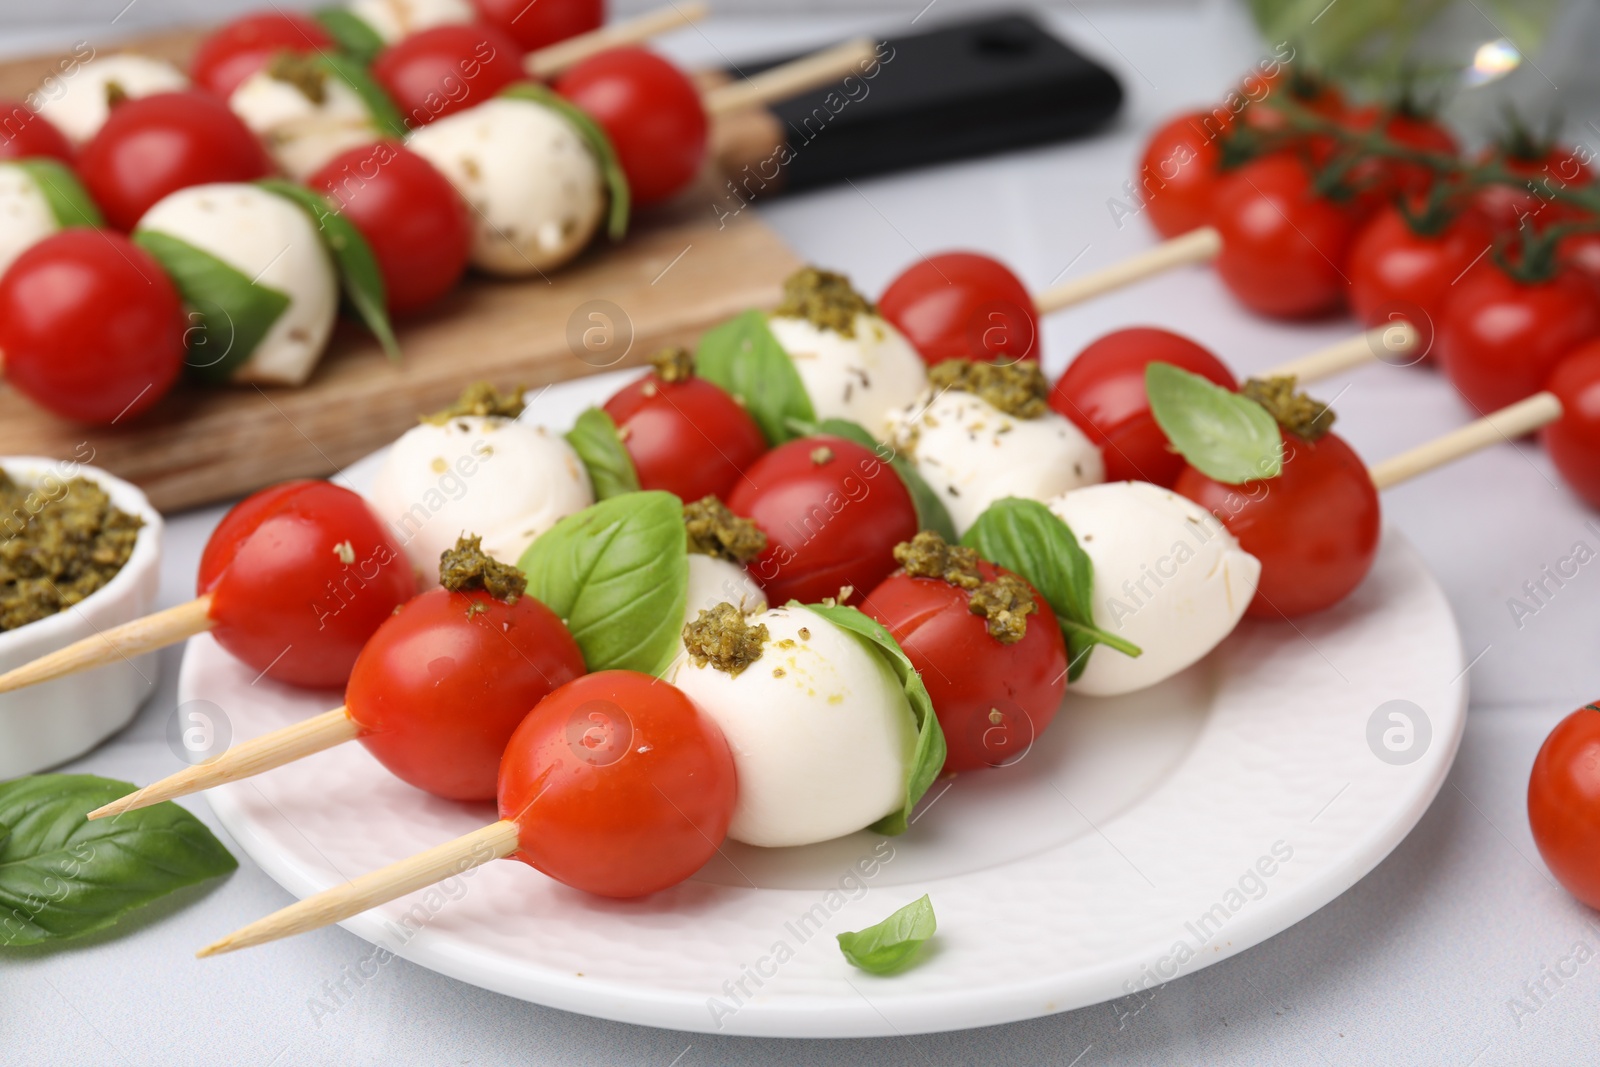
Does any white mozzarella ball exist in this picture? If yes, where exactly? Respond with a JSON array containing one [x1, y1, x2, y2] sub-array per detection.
[[135, 183, 338, 385], [1046, 481, 1261, 697], [229, 68, 381, 180], [0, 164, 58, 277], [35, 54, 188, 144], [407, 98, 604, 276], [348, 0, 474, 42], [370, 415, 595, 585], [888, 388, 1103, 536], [684, 554, 767, 626], [767, 312, 927, 437], [669, 605, 916, 848]]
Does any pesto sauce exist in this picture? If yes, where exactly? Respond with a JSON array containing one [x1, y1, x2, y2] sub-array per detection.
[[0, 472, 143, 632]]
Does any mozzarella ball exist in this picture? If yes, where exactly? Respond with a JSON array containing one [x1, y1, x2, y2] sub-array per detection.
[[135, 183, 338, 385], [767, 312, 927, 437], [684, 554, 767, 626], [670, 605, 916, 848], [36, 54, 189, 144], [229, 68, 382, 180], [407, 98, 604, 276], [1046, 481, 1261, 697], [348, 0, 474, 42], [370, 415, 594, 585], [0, 164, 58, 277], [888, 388, 1103, 535]]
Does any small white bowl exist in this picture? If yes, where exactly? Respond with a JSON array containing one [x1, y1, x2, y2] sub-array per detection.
[[0, 456, 163, 778]]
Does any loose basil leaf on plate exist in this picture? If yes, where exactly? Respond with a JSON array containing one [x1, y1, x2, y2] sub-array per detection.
[[1146, 361, 1283, 484], [518, 491, 688, 676], [320, 51, 408, 137], [837, 893, 936, 974], [0, 774, 236, 947], [12, 158, 103, 228], [803, 603, 945, 837], [132, 230, 292, 384], [566, 406, 641, 500], [961, 497, 1140, 682], [501, 82, 630, 240], [784, 415, 958, 543], [697, 309, 815, 447], [313, 6, 386, 64], [257, 178, 401, 362]]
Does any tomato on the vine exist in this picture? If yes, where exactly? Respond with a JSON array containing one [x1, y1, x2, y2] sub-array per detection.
[[190, 11, 334, 98], [371, 23, 526, 128], [0, 101, 73, 163], [877, 252, 1038, 366], [1474, 140, 1593, 233], [1341, 105, 1460, 208], [1528, 703, 1600, 910], [471, 0, 604, 54], [1347, 203, 1491, 354], [1541, 341, 1600, 509], [1136, 110, 1229, 238]]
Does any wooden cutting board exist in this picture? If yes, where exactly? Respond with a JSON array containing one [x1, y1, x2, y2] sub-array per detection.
[[0, 32, 801, 512]]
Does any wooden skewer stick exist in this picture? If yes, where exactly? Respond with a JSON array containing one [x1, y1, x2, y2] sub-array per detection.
[[87, 708, 361, 820], [703, 37, 879, 117], [198, 821, 520, 957], [0, 595, 212, 696], [1261, 321, 1418, 383], [523, 1, 711, 79], [1369, 391, 1563, 491], [1032, 226, 1223, 316]]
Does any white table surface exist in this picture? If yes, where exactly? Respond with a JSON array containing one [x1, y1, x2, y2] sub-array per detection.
[[6, 4, 1600, 1064]]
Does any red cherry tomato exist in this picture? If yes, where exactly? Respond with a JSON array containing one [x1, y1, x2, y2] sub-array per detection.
[[1438, 263, 1600, 413], [877, 252, 1038, 366], [1340, 107, 1460, 214], [472, 0, 603, 53], [1240, 69, 1346, 165], [554, 47, 706, 207], [497, 670, 736, 898], [601, 367, 767, 502], [198, 481, 417, 689], [77, 91, 272, 230], [0, 230, 185, 424], [1528, 703, 1600, 910], [1049, 327, 1237, 486], [1559, 231, 1600, 291], [1474, 143, 1593, 233], [862, 561, 1066, 773], [346, 583, 585, 800], [372, 24, 526, 128], [1211, 154, 1356, 319], [307, 141, 471, 315], [1136, 110, 1229, 239], [1541, 342, 1600, 508], [1347, 204, 1492, 356], [190, 11, 335, 98], [1174, 430, 1380, 619], [727, 436, 918, 607], [0, 101, 73, 163]]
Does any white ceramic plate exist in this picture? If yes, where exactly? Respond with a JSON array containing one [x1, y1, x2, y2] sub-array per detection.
[[186, 373, 1467, 1038]]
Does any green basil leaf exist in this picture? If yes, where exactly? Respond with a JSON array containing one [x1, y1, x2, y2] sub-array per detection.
[[313, 8, 386, 67], [697, 310, 815, 447], [1146, 362, 1283, 484], [500, 82, 630, 240], [785, 416, 958, 543], [257, 178, 400, 362], [518, 491, 687, 676], [961, 497, 1140, 682], [132, 230, 292, 384], [803, 602, 945, 836], [566, 406, 640, 500], [837, 894, 936, 974], [0, 775, 236, 946], [11, 158, 102, 229], [320, 51, 407, 138]]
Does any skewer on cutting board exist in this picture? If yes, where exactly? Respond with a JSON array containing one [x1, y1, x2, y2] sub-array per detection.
[[1369, 392, 1564, 490], [701, 37, 879, 116], [524, 1, 711, 79]]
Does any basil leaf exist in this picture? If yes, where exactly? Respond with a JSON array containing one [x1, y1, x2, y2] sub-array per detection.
[[133, 230, 292, 384], [518, 491, 687, 676], [837, 894, 936, 974], [0, 775, 236, 946], [785, 416, 957, 543], [321, 51, 408, 138], [697, 310, 815, 447], [257, 178, 400, 362], [961, 497, 1140, 682], [566, 406, 640, 500], [803, 603, 945, 836], [500, 82, 630, 240], [12, 158, 102, 228], [1146, 362, 1283, 483], [313, 6, 386, 65]]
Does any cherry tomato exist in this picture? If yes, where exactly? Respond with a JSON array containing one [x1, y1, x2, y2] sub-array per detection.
[[498, 670, 736, 898], [0, 101, 73, 163], [1528, 703, 1600, 910], [190, 11, 335, 98], [308, 141, 471, 315], [1347, 204, 1492, 355], [1174, 429, 1381, 619], [472, 0, 603, 53], [877, 252, 1038, 366], [1240, 68, 1346, 165], [1341, 106, 1460, 211], [1211, 154, 1356, 319], [347, 582, 585, 800], [1541, 341, 1600, 508], [555, 47, 706, 207], [1049, 327, 1237, 486], [727, 436, 918, 607], [0, 230, 185, 424], [1559, 231, 1600, 292], [862, 561, 1066, 773], [372, 24, 526, 128], [1474, 142, 1593, 234], [1136, 110, 1229, 239], [1437, 263, 1600, 413], [198, 481, 417, 689], [77, 91, 272, 230], [601, 363, 767, 502]]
